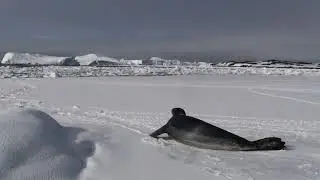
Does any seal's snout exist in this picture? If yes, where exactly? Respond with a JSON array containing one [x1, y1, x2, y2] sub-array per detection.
[[171, 107, 186, 116]]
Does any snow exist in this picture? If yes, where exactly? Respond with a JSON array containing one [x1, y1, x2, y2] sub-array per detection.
[[74, 54, 119, 66], [0, 108, 95, 180], [0, 73, 320, 179], [1, 52, 68, 65]]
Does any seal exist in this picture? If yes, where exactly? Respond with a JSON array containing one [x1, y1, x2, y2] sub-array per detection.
[[150, 108, 286, 151]]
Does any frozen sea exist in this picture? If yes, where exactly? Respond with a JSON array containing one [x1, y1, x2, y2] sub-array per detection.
[[0, 74, 319, 180]]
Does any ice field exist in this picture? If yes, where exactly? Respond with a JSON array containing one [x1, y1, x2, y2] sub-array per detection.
[[0, 75, 319, 180]]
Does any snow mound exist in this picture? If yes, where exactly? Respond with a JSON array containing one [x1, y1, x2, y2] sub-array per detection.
[[0, 108, 95, 180], [1, 52, 71, 65], [75, 54, 119, 66]]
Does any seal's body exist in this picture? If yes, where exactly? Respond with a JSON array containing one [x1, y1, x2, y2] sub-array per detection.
[[150, 108, 285, 151]]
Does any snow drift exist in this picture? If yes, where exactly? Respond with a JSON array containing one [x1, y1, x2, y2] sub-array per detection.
[[0, 108, 95, 180]]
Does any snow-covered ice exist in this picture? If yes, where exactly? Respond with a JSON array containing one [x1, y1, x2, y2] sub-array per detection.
[[1, 65, 320, 79], [0, 74, 320, 180]]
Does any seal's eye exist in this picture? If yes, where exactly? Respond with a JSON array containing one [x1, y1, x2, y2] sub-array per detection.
[[171, 108, 186, 116]]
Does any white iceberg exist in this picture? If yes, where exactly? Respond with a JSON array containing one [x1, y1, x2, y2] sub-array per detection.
[[1, 52, 73, 65], [75, 54, 119, 66]]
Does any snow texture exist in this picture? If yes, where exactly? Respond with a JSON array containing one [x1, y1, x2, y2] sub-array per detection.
[[0, 75, 319, 180], [0, 108, 95, 180]]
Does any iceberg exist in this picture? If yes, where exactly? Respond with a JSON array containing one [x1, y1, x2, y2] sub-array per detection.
[[1, 52, 74, 65]]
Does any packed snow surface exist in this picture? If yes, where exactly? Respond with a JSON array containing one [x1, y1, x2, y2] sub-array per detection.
[[0, 75, 320, 179]]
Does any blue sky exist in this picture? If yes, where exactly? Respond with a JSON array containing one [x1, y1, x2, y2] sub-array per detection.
[[0, 0, 319, 59]]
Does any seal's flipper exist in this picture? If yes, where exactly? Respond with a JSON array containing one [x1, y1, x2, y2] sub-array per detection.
[[253, 137, 286, 150], [150, 124, 168, 138]]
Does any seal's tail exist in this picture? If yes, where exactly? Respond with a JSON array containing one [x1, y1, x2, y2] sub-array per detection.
[[252, 137, 286, 151]]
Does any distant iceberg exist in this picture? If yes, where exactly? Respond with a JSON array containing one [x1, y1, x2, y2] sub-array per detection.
[[1, 52, 122, 66], [143, 57, 181, 66], [119, 59, 143, 65], [75, 54, 119, 66], [1, 52, 77, 66], [1, 52, 185, 67]]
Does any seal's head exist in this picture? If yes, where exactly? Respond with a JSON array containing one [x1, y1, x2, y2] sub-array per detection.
[[171, 108, 186, 116]]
